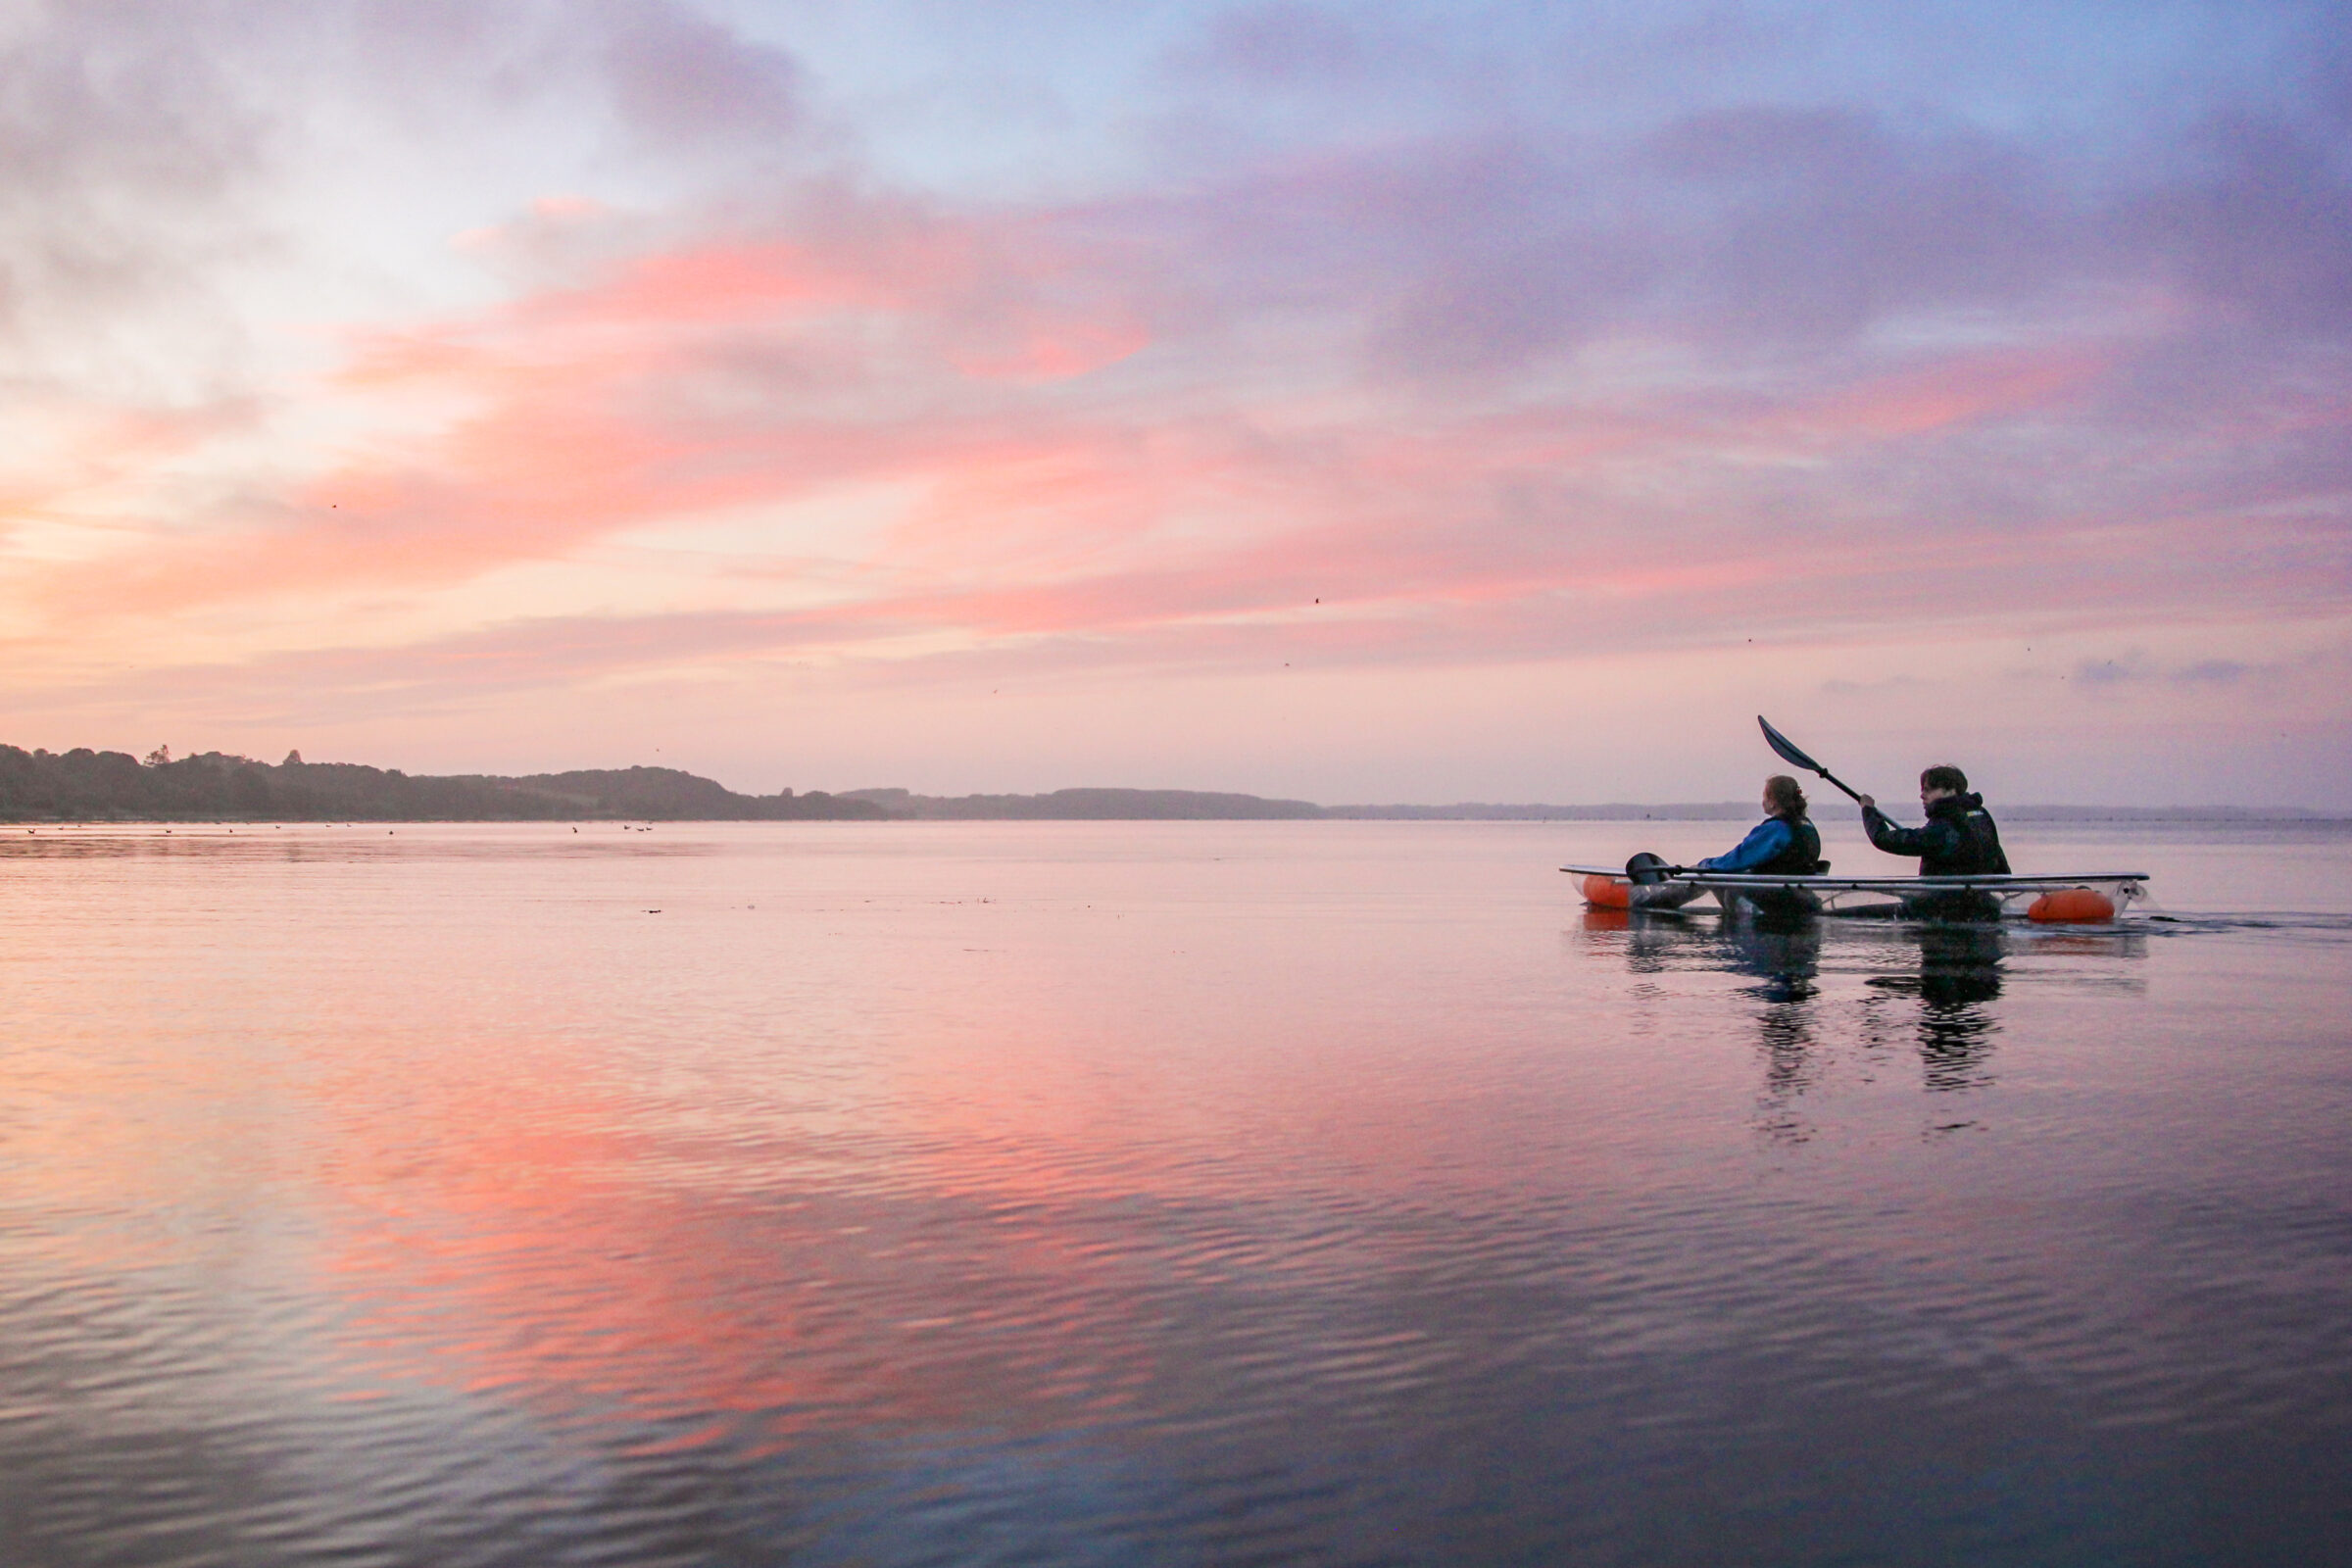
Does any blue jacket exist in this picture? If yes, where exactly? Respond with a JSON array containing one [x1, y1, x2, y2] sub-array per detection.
[[1698, 815, 1817, 872]]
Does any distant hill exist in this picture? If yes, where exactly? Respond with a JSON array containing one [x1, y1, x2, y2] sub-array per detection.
[[841, 787, 1324, 820], [1989, 805, 2350, 822], [838, 796, 1774, 821], [5, 746, 2339, 823], [1322, 802, 1755, 820], [1327, 802, 2351, 822], [0, 748, 885, 821], [847, 794, 2348, 822]]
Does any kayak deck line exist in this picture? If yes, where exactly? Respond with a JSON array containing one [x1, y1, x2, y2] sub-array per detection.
[[1558, 867, 2152, 890], [1560, 866, 2151, 921]]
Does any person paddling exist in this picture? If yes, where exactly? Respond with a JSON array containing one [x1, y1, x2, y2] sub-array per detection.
[[1696, 775, 1823, 874], [1859, 765, 2009, 919], [1856, 765, 2009, 875]]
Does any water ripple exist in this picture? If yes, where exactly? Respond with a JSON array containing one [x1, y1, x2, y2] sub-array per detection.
[[0, 822, 2345, 1564]]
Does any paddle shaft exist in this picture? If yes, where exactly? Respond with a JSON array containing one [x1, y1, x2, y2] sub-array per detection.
[[1810, 767, 1865, 804]]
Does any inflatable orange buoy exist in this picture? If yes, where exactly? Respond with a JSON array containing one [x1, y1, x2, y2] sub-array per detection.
[[1583, 874, 1633, 909], [2028, 887, 2117, 923]]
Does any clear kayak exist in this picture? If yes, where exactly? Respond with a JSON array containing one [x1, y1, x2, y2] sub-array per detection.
[[1560, 865, 2150, 922]]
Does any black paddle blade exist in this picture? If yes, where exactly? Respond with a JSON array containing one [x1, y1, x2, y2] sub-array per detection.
[[1625, 852, 1673, 886], [1757, 714, 1825, 775]]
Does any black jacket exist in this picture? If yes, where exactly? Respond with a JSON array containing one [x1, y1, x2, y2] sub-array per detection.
[[1862, 792, 2009, 876], [1755, 815, 1822, 875]]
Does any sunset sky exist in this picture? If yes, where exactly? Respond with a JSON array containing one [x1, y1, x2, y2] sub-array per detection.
[[1, 1, 2345, 806]]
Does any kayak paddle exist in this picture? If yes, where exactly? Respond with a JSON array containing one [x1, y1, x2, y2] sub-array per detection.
[[1756, 715, 1865, 804]]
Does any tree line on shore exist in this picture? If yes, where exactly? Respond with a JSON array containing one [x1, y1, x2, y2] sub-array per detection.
[[2, 754, 1673, 823], [7, 744, 2329, 823], [0, 747, 885, 821]]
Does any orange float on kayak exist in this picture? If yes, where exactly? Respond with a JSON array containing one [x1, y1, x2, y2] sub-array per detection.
[[2027, 887, 2117, 923], [1583, 874, 1633, 909]]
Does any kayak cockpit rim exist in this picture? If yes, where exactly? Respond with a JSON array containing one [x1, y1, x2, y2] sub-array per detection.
[[1562, 867, 2152, 921], [1559, 866, 2151, 889]]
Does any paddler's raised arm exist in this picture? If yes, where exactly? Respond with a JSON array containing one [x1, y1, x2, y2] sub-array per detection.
[[1859, 793, 1954, 858]]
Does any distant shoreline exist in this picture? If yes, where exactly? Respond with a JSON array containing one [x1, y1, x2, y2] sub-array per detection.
[[2, 748, 2343, 824], [841, 790, 2351, 823]]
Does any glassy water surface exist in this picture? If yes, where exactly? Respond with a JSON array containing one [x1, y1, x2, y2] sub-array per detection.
[[2, 820, 2346, 1566]]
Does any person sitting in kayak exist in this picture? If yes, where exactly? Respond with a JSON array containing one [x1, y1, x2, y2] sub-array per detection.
[[1695, 775, 1823, 874], [1856, 765, 2010, 875]]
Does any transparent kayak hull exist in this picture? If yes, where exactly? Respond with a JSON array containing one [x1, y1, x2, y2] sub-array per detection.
[[1564, 866, 2150, 922]]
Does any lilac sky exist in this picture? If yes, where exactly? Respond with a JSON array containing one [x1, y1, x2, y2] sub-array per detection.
[[1, 1, 2346, 805]]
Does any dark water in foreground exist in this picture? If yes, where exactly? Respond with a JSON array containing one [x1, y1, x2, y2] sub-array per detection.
[[1, 820, 2346, 1567]]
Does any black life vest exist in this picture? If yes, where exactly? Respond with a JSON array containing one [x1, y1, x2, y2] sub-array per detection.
[[1922, 795, 2009, 876], [1754, 815, 1822, 875]]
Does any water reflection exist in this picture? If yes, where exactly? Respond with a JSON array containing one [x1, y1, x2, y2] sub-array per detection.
[[1725, 912, 1824, 1008], [1866, 924, 2007, 1095], [1589, 907, 2025, 1134], [1726, 915, 1827, 1142], [0, 825, 2334, 1567]]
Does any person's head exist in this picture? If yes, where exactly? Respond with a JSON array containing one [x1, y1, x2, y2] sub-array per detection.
[[1919, 764, 1968, 804], [1763, 774, 1807, 819]]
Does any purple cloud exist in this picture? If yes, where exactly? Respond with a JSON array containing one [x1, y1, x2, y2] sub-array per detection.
[[599, 2, 807, 153]]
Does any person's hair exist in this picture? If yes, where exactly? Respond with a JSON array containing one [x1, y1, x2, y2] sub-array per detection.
[[1920, 764, 1969, 794], [1764, 774, 1807, 818]]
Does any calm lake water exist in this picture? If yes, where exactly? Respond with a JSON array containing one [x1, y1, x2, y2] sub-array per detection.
[[2, 819, 2347, 1567]]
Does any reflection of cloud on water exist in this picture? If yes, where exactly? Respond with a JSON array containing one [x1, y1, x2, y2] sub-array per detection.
[[316, 1047, 1181, 1446]]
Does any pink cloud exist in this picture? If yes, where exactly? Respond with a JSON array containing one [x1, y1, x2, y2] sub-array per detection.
[[24, 204, 1171, 623], [31, 308, 2277, 669], [21, 145, 2340, 726], [1778, 345, 2112, 440]]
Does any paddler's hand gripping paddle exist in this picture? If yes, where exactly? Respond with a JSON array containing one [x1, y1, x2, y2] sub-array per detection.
[[1756, 715, 1866, 804]]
